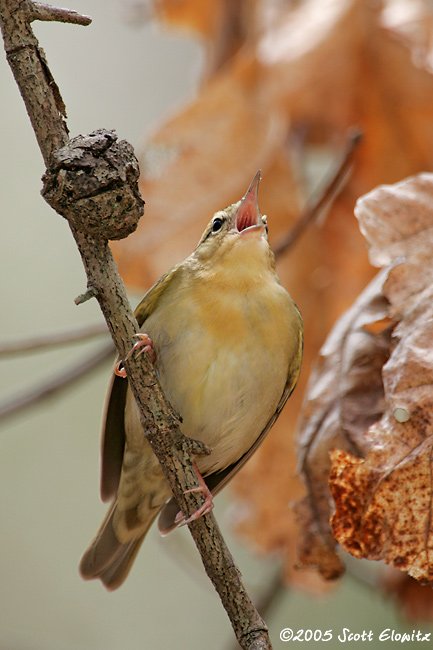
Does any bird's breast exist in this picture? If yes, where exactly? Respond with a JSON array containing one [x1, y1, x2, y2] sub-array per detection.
[[142, 271, 298, 474]]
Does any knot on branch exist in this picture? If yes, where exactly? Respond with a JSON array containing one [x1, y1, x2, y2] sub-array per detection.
[[41, 129, 144, 240]]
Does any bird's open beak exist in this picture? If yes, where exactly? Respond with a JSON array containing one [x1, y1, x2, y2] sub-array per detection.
[[234, 170, 265, 237]]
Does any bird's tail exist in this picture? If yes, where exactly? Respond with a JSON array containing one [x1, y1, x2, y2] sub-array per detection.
[[79, 501, 159, 590]]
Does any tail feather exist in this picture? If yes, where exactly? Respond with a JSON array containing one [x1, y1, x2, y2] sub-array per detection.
[[79, 501, 159, 590], [96, 535, 146, 590]]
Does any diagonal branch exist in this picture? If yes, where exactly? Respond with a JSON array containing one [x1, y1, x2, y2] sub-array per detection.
[[0, 341, 114, 423], [0, 322, 109, 356], [274, 129, 362, 259], [0, 1, 272, 647]]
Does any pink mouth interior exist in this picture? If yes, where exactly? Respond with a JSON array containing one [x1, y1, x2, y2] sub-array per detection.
[[237, 208, 256, 232]]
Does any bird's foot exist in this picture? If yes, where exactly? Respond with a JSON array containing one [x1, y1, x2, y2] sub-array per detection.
[[114, 361, 127, 378], [126, 333, 156, 363], [114, 333, 155, 378], [175, 462, 214, 527]]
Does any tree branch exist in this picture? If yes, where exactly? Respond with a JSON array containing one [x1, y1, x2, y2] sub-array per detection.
[[0, 1, 272, 647], [0, 322, 109, 356], [274, 129, 362, 259], [0, 341, 113, 423], [29, 2, 91, 25]]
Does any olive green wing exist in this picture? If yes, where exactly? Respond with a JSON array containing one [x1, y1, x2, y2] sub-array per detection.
[[133, 263, 182, 327], [206, 327, 303, 496], [158, 314, 304, 533], [100, 264, 182, 502]]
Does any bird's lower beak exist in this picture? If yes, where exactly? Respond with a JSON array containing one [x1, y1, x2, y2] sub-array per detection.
[[239, 223, 266, 239]]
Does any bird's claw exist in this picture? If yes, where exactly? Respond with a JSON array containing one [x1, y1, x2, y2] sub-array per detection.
[[114, 360, 127, 378], [114, 333, 155, 378], [125, 333, 156, 364], [175, 462, 214, 527]]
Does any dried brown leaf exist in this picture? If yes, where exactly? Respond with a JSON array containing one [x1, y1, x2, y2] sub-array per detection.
[[153, 0, 258, 74], [154, 0, 225, 37], [356, 172, 433, 314], [382, 0, 433, 67], [257, 0, 433, 189], [295, 269, 392, 578], [329, 174, 433, 584]]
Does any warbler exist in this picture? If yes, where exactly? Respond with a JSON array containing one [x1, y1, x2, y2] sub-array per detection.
[[80, 171, 303, 590]]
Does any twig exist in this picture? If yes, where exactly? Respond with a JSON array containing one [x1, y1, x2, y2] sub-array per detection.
[[274, 129, 362, 259], [75, 285, 98, 305], [0, 342, 113, 423], [255, 571, 287, 622], [0, 323, 110, 356], [0, 2, 272, 647], [29, 2, 91, 25]]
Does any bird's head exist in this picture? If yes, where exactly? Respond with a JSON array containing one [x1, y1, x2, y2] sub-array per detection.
[[193, 171, 274, 277]]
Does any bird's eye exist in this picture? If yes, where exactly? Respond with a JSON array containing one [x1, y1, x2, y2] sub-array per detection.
[[211, 218, 223, 233]]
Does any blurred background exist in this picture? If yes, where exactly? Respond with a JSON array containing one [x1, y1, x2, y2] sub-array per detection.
[[1, 1, 433, 648]]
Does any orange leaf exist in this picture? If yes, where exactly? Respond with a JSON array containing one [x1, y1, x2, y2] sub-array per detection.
[[294, 269, 392, 578], [329, 174, 433, 583]]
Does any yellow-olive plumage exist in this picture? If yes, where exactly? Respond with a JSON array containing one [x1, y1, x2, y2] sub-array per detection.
[[80, 171, 303, 590]]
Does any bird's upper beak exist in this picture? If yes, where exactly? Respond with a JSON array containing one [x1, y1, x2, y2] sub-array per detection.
[[233, 170, 265, 238]]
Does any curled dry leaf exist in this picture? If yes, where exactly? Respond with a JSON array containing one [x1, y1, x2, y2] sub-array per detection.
[[381, 0, 433, 68], [356, 172, 433, 312], [327, 173, 433, 584], [297, 173, 433, 586], [153, 0, 260, 74], [295, 269, 393, 578], [257, 0, 433, 187]]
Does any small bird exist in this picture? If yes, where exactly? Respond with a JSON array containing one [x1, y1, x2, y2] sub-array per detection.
[[80, 171, 303, 590]]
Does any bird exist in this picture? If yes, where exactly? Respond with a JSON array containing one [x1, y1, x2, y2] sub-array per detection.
[[79, 170, 303, 590]]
